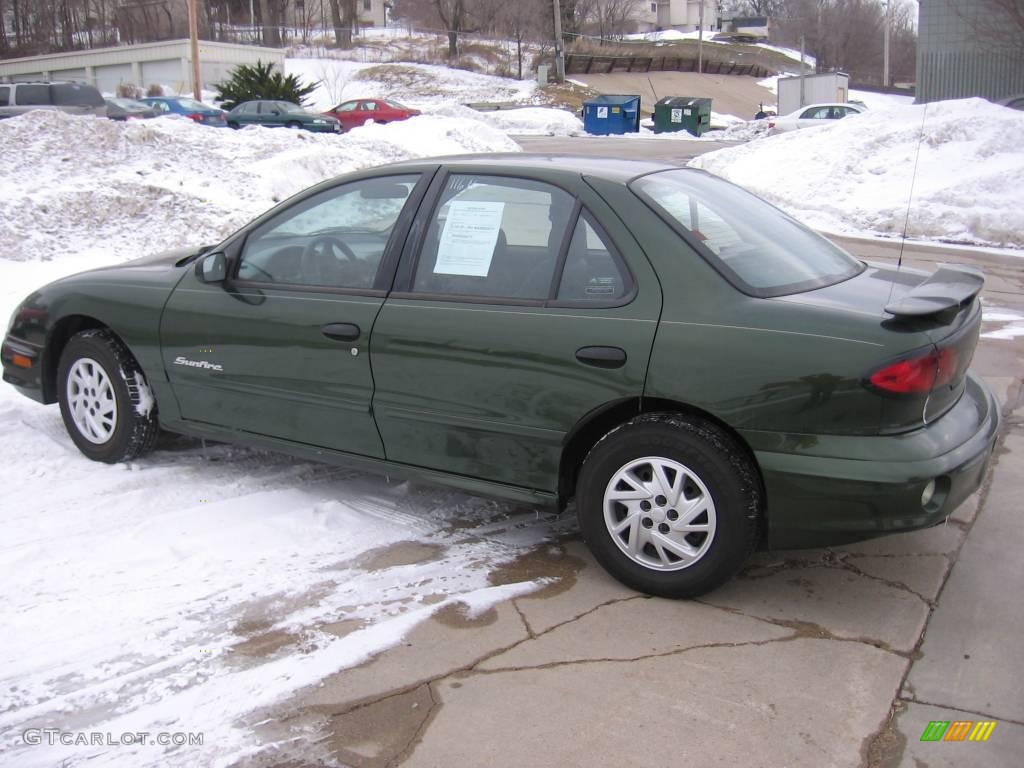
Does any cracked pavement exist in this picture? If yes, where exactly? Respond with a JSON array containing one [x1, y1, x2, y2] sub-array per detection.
[[243, 240, 1024, 767]]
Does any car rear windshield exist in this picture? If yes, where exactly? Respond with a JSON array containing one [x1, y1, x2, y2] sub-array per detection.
[[631, 169, 864, 297], [176, 98, 210, 111], [51, 83, 104, 107]]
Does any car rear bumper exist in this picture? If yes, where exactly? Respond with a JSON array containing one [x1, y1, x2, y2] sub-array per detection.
[[745, 373, 1001, 549]]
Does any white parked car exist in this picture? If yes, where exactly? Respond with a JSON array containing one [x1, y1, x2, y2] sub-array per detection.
[[768, 102, 866, 132]]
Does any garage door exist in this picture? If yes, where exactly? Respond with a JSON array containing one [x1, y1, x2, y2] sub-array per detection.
[[95, 64, 133, 94], [141, 60, 182, 90]]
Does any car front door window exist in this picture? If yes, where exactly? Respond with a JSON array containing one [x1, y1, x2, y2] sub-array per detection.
[[238, 175, 420, 290]]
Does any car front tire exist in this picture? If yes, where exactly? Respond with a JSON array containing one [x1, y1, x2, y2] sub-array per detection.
[[576, 414, 761, 598], [57, 329, 160, 463]]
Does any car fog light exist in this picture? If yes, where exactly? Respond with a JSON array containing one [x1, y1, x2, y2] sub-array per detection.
[[921, 479, 937, 507]]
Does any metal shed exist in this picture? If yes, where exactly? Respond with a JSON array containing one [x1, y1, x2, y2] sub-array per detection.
[[777, 72, 849, 116]]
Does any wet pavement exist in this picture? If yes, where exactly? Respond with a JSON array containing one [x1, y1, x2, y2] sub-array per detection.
[[247, 237, 1024, 767]]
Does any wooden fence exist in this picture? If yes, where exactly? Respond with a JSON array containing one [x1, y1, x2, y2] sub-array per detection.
[[565, 53, 773, 78]]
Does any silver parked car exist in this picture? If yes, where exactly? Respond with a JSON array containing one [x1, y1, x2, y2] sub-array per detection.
[[768, 102, 866, 133], [0, 81, 107, 120]]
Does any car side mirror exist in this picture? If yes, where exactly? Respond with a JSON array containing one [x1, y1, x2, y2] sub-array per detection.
[[196, 252, 227, 283]]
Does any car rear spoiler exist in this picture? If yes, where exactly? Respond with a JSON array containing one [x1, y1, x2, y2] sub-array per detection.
[[885, 264, 985, 318]]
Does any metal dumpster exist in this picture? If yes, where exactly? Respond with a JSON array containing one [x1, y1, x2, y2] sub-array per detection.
[[582, 94, 641, 135], [653, 96, 712, 136]]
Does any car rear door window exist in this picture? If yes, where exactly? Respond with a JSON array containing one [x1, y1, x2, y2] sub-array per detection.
[[237, 175, 420, 290], [800, 106, 830, 120], [556, 213, 631, 302], [16, 85, 49, 105], [0, 87, 9, 107], [412, 175, 574, 301], [51, 83, 104, 107]]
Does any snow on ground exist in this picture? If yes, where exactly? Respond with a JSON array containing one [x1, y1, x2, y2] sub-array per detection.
[[429, 103, 583, 136], [689, 97, 1024, 249], [849, 89, 915, 110], [0, 107, 553, 766], [0, 109, 518, 264], [981, 305, 1024, 340], [286, 57, 539, 112]]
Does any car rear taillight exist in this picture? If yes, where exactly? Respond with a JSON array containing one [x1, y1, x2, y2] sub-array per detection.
[[187, 113, 203, 122], [767, 121, 775, 129], [867, 347, 959, 394]]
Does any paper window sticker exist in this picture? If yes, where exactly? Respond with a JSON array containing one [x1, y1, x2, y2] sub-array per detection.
[[434, 201, 505, 277]]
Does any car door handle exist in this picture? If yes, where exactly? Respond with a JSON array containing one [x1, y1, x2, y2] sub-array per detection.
[[575, 346, 627, 369], [321, 322, 361, 342]]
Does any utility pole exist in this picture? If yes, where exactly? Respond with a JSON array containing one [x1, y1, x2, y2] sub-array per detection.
[[187, 0, 202, 100], [552, 0, 565, 83], [697, 0, 705, 73], [799, 34, 806, 107], [882, 0, 891, 87]]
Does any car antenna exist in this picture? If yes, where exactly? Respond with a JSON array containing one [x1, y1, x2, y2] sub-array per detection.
[[897, 102, 929, 271]]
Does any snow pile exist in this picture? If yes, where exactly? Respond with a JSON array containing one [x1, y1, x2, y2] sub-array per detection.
[[689, 98, 1024, 248], [0, 109, 518, 263], [287, 58, 539, 112], [428, 103, 583, 135]]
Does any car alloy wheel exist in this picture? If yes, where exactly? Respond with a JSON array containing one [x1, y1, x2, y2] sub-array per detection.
[[603, 456, 717, 571], [577, 414, 761, 598], [66, 357, 118, 444], [57, 329, 160, 463]]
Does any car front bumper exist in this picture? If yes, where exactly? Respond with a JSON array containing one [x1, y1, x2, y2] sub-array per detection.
[[744, 373, 1001, 549], [2, 334, 46, 403]]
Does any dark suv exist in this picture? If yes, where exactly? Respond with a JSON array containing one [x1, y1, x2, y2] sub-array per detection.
[[0, 81, 106, 119]]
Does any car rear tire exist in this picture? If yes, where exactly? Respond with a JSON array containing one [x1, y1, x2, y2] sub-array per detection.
[[228, 121, 240, 129], [576, 414, 761, 598], [57, 329, 159, 464]]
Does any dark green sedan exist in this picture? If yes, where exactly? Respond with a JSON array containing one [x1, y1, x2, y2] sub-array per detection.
[[226, 100, 341, 132], [1, 156, 999, 598]]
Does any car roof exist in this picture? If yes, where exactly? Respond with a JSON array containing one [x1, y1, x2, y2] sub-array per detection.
[[377, 153, 680, 183]]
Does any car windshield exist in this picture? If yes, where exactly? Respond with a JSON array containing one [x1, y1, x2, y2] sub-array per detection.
[[109, 98, 144, 108], [631, 169, 864, 297], [384, 100, 409, 110]]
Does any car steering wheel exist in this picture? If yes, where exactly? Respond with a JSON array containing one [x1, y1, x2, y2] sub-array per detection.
[[302, 235, 357, 262]]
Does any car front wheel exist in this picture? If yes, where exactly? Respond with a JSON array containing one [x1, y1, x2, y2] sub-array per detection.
[[57, 329, 159, 463], [576, 414, 761, 598]]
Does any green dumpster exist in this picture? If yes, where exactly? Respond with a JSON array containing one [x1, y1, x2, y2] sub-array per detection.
[[654, 97, 712, 136]]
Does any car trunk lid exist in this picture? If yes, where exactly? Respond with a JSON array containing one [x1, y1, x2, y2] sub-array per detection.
[[782, 262, 984, 433]]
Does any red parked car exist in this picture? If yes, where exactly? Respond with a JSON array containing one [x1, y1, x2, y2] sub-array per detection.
[[322, 98, 421, 131]]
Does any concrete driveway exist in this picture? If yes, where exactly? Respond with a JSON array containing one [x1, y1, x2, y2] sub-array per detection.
[[257, 233, 1024, 768]]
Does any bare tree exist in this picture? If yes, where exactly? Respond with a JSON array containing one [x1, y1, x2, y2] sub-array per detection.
[[435, 0, 470, 57], [591, 0, 640, 42], [497, 0, 544, 78]]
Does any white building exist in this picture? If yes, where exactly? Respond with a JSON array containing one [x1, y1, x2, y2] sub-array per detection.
[[657, 0, 719, 33], [0, 40, 286, 95]]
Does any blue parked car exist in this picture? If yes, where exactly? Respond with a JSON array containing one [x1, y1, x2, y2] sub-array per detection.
[[138, 97, 227, 127]]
